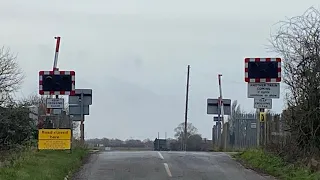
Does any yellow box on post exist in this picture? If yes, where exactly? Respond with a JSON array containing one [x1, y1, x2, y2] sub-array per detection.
[[38, 129, 72, 150], [260, 112, 266, 122]]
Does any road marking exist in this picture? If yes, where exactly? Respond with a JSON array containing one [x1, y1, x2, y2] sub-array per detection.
[[163, 163, 172, 177], [158, 152, 164, 159]]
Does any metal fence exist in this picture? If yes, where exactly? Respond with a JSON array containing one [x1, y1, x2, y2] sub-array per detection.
[[212, 122, 221, 149], [230, 113, 257, 150], [212, 112, 285, 151]]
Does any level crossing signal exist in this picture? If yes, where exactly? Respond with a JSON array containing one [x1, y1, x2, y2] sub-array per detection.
[[39, 70, 75, 95]]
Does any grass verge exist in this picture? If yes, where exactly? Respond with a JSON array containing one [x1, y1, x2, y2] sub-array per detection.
[[0, 147, 89, 180], [233, 149, 320, 180]]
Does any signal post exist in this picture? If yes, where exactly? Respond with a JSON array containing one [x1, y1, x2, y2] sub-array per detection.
[[244, 58, 281, 147], [38, 37, 75, 151]]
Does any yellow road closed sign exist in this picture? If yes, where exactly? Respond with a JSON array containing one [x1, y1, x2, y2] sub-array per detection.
[[38, 129, 71, 150], [38, 139, 71, 150], [260, 112, 266, 122], [38, 129, 71, 140]]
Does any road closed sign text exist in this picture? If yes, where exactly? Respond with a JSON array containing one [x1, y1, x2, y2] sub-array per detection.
[[247, 83, 280, 99], [38, 129, 71, 140]]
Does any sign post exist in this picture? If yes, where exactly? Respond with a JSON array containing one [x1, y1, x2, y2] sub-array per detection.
[[38, 37, 75, 153], [68, 89, 92, 144], [245, 57, 281, 147], [37, 37, 94, 152], [207, 98, 231, 150]]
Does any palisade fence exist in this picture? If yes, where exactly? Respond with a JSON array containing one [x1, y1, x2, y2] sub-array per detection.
[[230, 113, 257, 150], [212, 112, 288, 151]]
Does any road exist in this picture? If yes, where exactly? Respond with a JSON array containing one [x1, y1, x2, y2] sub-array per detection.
[[72, 151, 275, 180]]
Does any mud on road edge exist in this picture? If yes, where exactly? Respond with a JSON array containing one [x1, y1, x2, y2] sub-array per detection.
[[65, 150, 101, 180], [231, 155, 277, 180]]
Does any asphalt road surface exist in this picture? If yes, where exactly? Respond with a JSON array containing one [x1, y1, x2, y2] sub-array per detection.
[[72, 151, 275, 180]]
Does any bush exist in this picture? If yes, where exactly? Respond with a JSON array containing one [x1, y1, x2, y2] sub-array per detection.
[[0, 105, 37, 151], [234, 149, 320, 180]]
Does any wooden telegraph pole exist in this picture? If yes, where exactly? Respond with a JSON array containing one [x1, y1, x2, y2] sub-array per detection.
[[184, 65, 190, 151]]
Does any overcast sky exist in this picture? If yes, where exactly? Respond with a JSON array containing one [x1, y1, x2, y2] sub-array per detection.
[[1, 0, 319, 140]]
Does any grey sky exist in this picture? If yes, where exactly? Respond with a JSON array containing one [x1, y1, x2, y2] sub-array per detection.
[[1, 0, 319, 140]]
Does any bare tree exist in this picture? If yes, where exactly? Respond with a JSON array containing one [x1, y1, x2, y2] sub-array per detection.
[[174, 122, 198, 139], [19, 94, 46, 106], [269, 7, 320, 156], [0, 47, 24, 105], [173, 122, 202, 151], [0, 47, 30, 151]]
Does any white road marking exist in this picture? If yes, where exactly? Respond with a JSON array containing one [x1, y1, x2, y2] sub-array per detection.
[[163, 163, 172, 177], [158, 152, 164, 159]]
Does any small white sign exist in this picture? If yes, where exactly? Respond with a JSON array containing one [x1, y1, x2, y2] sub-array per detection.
[[254, 98, 272, 109], [46, 98, 64, 109], [247, 83, 280, 99], [52, 109, 62, 115], [251, 123, 257, 129]]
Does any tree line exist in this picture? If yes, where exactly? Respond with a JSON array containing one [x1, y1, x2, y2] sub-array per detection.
[[86, 138, 154, 148], [86, 122, 211, 151]]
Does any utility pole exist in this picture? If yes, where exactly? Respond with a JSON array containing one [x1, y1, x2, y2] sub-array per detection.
[[184, 65, 190, 151], [218, 74, 227, 151]]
